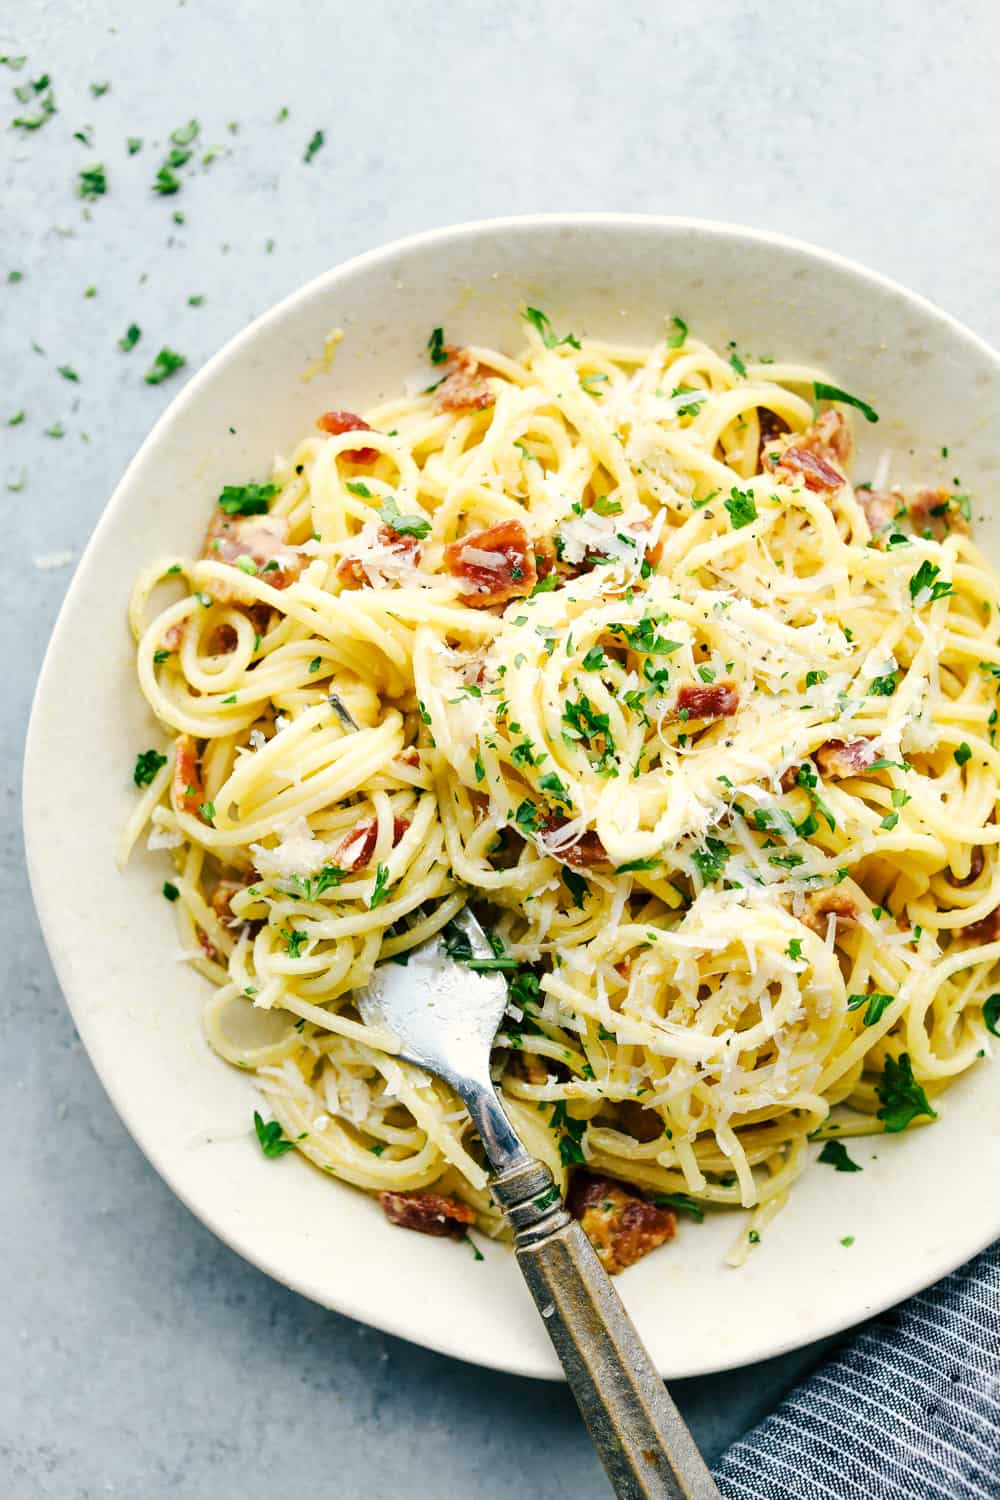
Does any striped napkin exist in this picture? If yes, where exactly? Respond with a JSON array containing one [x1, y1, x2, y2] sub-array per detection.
[[714, 1242, 1000, 1500]]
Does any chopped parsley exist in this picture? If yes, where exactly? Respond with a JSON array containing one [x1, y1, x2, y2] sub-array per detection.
[[909, 559, 953, 604], [562, 867, 589, 909], [692, 837, 729, 884], [78, 163, 107, 199], [727, 342, 747, 378], [378, 493, 430, 538], [818, 1141, 862, 1172], [303, 129, 325, 163], [118, 323, 141, 353], [133, 748, 167, 786], [582, 645, 605, 671], [282, 928, 308, 958], [253, 1110, 295, 1158], [144, 347, 186, 385], [427, 326, 447, 365], [813, 381, 879, 424], [786, 938, 803, 961], [616, 856, 659, 874], [308, 656, 322, 673], [162, 881, 179, 902], [549, 1101, 587, 1166], [954, 743, 972, 767], [218, 481, 278, 515], [666, 315, 688, 349], [724, 487, 757, 530], [847, 991, 894, 1026], [57, 364, 79, 382], [869, 670, 898, 697], [127, 135, 143, 155], [983, 995, 1000, 1037], [522, 306, 581, 351], [369, 863, 390, 909], [650, 1192, 704, 1221], [538, 771, 570, 805], [875, 1052, 937, 1132]]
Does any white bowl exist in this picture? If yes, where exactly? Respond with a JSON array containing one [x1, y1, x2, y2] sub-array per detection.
[[24, 215, 1000, 1380]]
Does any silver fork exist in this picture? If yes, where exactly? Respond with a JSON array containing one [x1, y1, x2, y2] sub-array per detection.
[[358, 908, 722, 1500]]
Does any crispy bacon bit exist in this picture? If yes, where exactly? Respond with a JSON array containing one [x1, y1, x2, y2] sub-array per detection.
[[951, 847, 985, 887], [614, 1101, 665, 1144], [776, 445, 845, 493], [163, 621, 185, 652], [960, 908, 1000, 944], [909, 487, 970, 540], [444, 519, 536, 607], [173, 734, 207, 821], [815, 738, 878, 779], [757, 407, 790, 458], [379, 1191, 476, 1238], [534, 533, 558, 580], [202, 512, 304, 602], [399, 746, 421, 768], [567, 1173, 675, 1275], [209, 623, 239, 654], [316, 409, 378, 463], [798, 889, 859, 936], [209, 878, 248, 924], [436, 347, 496, 414], [336, 525, 421, 588], [538, 814, 608, 867], [676, 681, 739, 720], [857, 487, 901, 538], [779, 764, 801, 793], [334, 814, 410, 872], [197, 928, 221, 964], [806, 409, 852, 466]]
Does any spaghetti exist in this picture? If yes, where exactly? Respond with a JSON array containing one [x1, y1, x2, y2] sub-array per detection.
[[124, 311, 1000, 1266]]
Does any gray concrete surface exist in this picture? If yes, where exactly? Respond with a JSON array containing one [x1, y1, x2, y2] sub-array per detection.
[[4, 1, 999, 1495]]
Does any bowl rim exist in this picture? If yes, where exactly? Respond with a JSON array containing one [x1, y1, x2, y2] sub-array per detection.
[[24, 212, 1000, 1380]]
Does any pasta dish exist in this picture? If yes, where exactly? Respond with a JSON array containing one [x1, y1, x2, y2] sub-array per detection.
[[123, 310, 1000, 1271]]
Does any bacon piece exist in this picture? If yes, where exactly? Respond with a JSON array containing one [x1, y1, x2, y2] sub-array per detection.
[[776, 445, 845, 493], [856, 487, 901, 538], [379, 1191, 476, 1238], [757, 407, 790, 459], [538, 814, 608, 867], [436, 347, 495, 414], [797, 889, 858, 936], [676, 681, 739, 720], [316, 410, 378, 463], [960, 908, 1000, 944], [443, 519, 536, 607], [209, 878, 248, 924], [567, 1173, 675, 1275], [202, 512, 304, 603], [534, 534, 558, 581], [336, 525, 421, 589], [398, 746, 421, 768], [163, 621, 185, 652], [909, 487, 970, 540], [173, 734, 207, 821], [951, 847, 985, 887], [814, 738, 878, 779], [197, 928, 221, 963], [334, 814, 410, 872], [614, 1101, 665, 1144]]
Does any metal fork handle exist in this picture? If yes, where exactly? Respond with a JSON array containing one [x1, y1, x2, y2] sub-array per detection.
[[491, 1159, 722, 1500]]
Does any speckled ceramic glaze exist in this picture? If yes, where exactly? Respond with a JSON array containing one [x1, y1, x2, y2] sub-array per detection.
[[24, 216, 1000, 1379]]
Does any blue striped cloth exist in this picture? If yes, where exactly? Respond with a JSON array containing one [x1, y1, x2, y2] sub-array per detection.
[[714, 1242, 1000, 1500]]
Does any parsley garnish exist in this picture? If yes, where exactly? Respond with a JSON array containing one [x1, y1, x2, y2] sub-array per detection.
[[57, 365, 79, 383], [514, 800, 538, 832], [650, 1192, 704, 1221], [303, 129, 325, 163], [692, 837, 729, 884], [724, 487, 757, 530], [954, 743, 972, 767], [427, 326, 447, 364], [522, 306, 581, 350], [818, 1141, 862, 1172], [666, 315, 688, 349], [369, 863, 390, 909], [909, 559, 952, 604], [847, 991, 894, 1026], [538, 771, 570, 805], [377, 494, 430, 538], [813, 381, 879, 424], [727, 342, 747, 378], [869, 670, 898, 697], [218, 482, 278, 515], [984, 996, 1000, 1037], [562, 867, 589, 909], [133, 748, 166, 786], [786, 938, 803, 961], [78, 163, 107, 199], [162, 881, 179, 902], [582, 645, 605, 671], [118, 323, 141, 352], [616, 857, 659, 874], [253, 1110, 295, 1158], [127, 135, 143, 155], [875, 1053, 937, 1132], [549, 1101, 587, 1166], [144, 347, 186, 385]]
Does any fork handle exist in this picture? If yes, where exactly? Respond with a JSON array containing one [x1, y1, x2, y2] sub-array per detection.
[[492, 1159, 721, 1500]]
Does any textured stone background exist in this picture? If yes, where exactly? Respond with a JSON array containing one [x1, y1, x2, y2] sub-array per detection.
[[4, 2, 999, 1495]]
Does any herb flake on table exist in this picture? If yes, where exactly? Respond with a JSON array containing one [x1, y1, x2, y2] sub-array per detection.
[[303, 129, 324, 163], [144, 347, 186, 385], [818, 1140, 862, 1172], [253, 1111, 295, 1158], [118, 323, 141, 352]]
